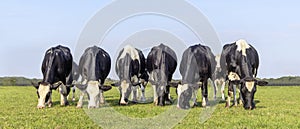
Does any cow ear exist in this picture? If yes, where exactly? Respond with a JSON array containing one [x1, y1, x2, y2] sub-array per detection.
[[31, 81, 40, 89], [169, 82, 179, 88], [257, 80, 268, 86], [51, 82, 62, 90], [111, 82, 120, 87], [99, 85, 112, 92]]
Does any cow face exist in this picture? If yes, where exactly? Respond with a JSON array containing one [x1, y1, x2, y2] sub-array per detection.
[[75, 81, 101, 108], [118, 80, 131, 105], [177, 84, 192, 109], [34, 82, 61, 109], [86, 81, 101, 108], [234, 78, 268, 110]]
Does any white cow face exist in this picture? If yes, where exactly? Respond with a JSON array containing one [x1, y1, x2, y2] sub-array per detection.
[[37, 83, 51, 109], [177, 84, 192, 109], [86, 81, 101, 108], [119, 80, 131, 105]]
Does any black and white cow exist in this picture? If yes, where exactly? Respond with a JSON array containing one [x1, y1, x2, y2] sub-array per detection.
[[177, 44, 216, 109], [32, 45, 73, 109], [112, 45, 148, 105], [74, 46, 112, 108], [211, 54, 227, 100], [221, 39, 268, 110], [147, 44, 177, 106]]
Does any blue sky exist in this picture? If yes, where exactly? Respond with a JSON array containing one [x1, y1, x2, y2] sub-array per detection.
[[0, 0, 299, 79]]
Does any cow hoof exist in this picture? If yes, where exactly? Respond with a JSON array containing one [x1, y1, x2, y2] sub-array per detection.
[[48, 102, 53, 108], [76, 105, 83, 108], [37, 105, 45, 109], [131, 101, 138, 104], [225, 103, 230, 108]]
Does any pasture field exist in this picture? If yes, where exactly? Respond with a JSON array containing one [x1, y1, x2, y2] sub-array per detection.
[[0, 85, 300, 128]]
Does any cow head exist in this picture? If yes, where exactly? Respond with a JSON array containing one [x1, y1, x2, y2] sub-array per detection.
[[32, 81, 62, 109], [111, 79, 140, 105], [232, 77, 268, 110], [75, 80, 112, 108], [176, 83, 193, 109]]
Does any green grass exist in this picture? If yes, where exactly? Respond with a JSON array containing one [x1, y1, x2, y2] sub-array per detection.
[[0, 85, 300, 128]]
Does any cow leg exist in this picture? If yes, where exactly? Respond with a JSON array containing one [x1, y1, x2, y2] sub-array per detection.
[[77, 91, 85, 108], [221, 81, 226, 101], [59, 85, 69, 106], [233, 84, 237, 106], [201, 80, 209, 107], [140, 84, 146, 102], [165, 86, 172, 105], [152, 85, 158, 105], [72, 86, 76, 101], [99, 89, 105, 104], [226, 81, 234, 108], [192, 86, 199, 107], [131, 86, 138, 103], [213, 80, 218, 100]]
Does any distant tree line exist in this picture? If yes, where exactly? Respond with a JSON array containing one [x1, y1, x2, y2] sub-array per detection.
[[0, 77, 41, 86], [0, 76, 300, 86], [261, 76, 300, 86]]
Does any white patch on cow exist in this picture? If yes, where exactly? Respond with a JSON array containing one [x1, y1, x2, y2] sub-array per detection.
[[245, 81, 255, 92], [86, 81, 100, 108], [131, 75, 138, 84], [119, 45, 140, 61], [37, 84, 50, 108], [120, 80, 130, 104], [236, 39, 250, 56], [177, 84, 188, 98], [228, 72, 240, 81]]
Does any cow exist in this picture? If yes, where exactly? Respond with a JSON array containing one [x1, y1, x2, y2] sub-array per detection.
[[74, 46, 112, 108], [221, 39, 268, 110], [176, 44, 216, 109], [32, 45, 73, 109], [211, 55, 227, 100], [147, 44, 177, 106], [112, 45, 148, 105]]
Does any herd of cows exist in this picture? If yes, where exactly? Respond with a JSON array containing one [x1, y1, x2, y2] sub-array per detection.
[[31, 39, 268, 110]]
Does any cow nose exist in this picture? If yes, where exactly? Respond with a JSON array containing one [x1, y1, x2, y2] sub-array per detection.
[[37, 105, 45, 109], [244, 106, 252, 110]]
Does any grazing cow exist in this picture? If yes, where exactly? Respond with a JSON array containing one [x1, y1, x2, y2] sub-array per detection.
[[211, 55, 227, 100], [221, 39, 268, 110], [32, 45, 73, 109], [147, 44, 177, 106], [112, 45, 148, 105], [74, 46, 112, 108], [177, 44, 216, 109]]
